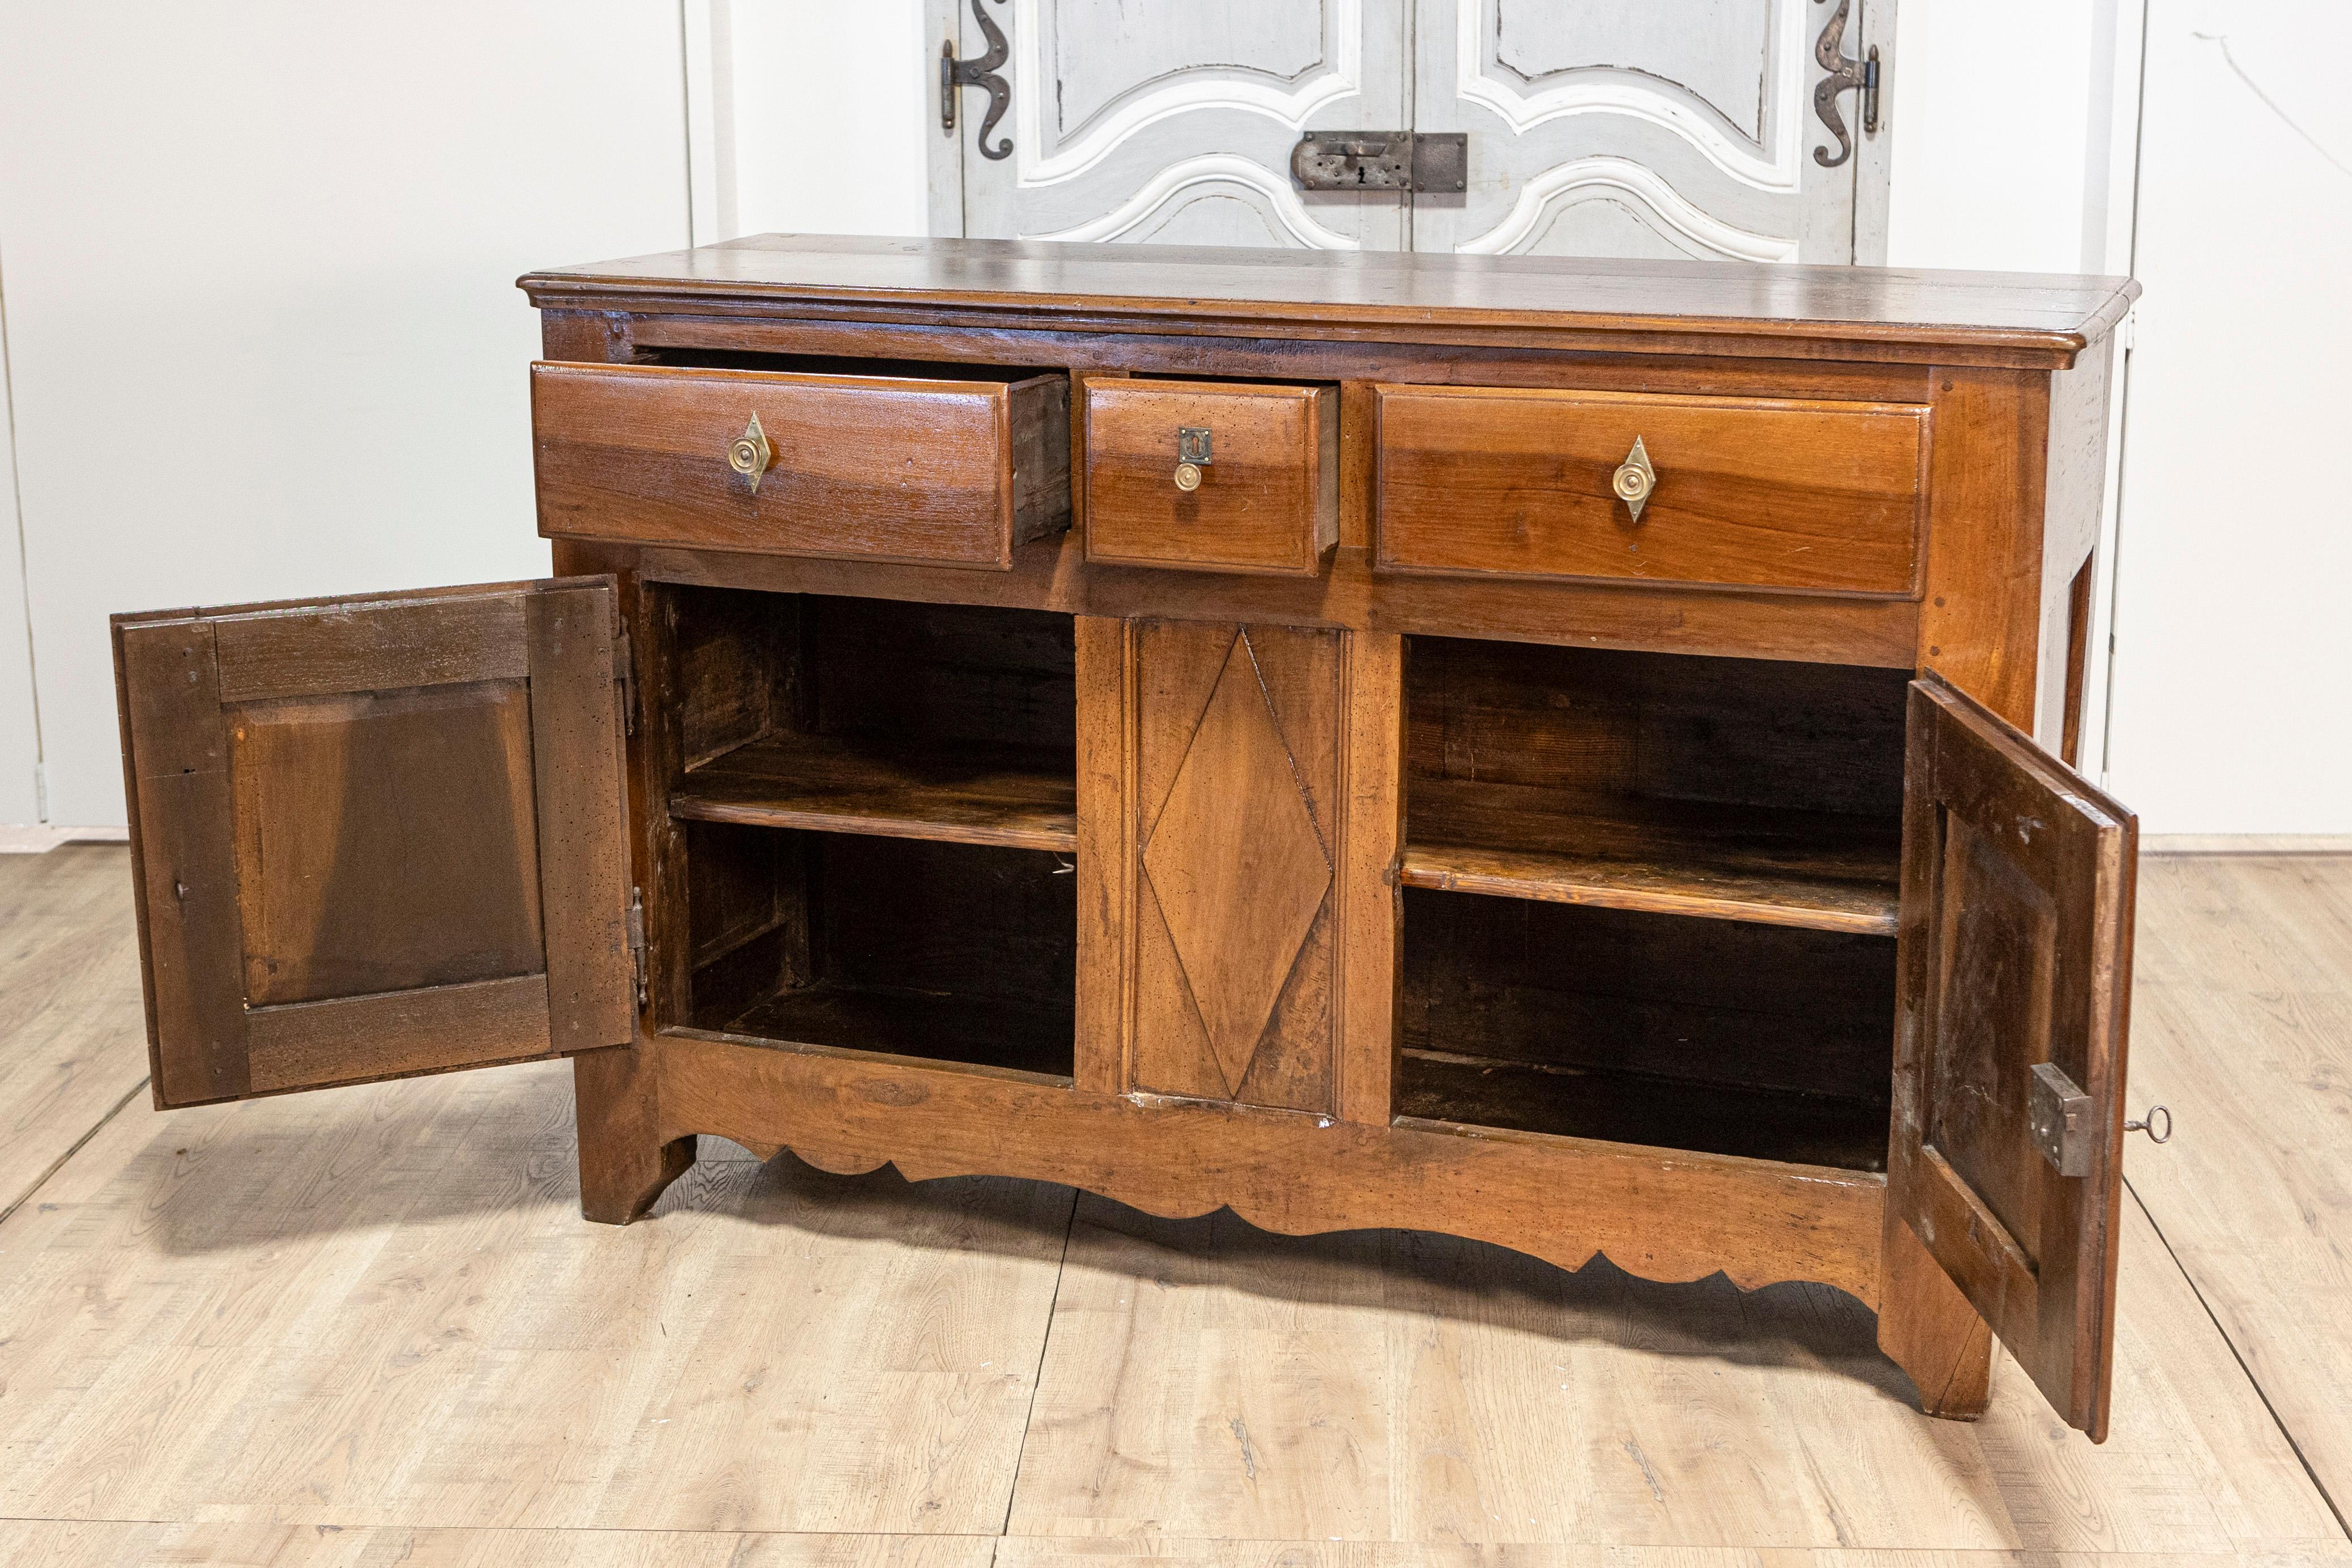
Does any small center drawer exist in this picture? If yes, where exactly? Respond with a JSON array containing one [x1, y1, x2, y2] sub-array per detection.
[[1375, 385, 1928, 595], [532, 360, 1070, 570], [1083, 377, 1338, 576]]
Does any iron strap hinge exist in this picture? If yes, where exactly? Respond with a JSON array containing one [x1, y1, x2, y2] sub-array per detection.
[[940, 0, 1012, 160], [626, 888, 647, 1010], [1812, 0, 1881, 169]]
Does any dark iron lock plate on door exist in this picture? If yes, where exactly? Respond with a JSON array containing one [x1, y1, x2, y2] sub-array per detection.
[[1291, 132, 1467, 192]]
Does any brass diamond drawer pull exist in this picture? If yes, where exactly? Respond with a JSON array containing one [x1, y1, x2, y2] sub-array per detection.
[[1612, 436, 1656, 522], [727, 412, 772, 493]]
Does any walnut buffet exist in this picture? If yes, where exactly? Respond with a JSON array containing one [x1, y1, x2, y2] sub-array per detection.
[[113, 237, 2142, 1439]]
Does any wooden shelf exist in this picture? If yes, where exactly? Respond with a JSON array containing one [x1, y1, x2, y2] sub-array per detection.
[[712, 981, 1074, 1081], [1397, 1048, 1890, 1173], [672, 731, 1076, 853], [1402, 779, 1900, 935]]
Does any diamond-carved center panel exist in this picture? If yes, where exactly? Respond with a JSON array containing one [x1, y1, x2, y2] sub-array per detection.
[[1141, 635, 1333, 1096]]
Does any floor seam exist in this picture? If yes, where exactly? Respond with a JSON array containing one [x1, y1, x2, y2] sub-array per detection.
[[1000, 1185, 1079, 1539], [2127, 1172, 2351, 1541], [0, 1075, 148, 1230]]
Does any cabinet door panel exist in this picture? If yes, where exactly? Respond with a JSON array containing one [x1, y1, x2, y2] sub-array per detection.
[[1129, 619, 1342, 1114], [1890, 672, 2137, 1439], [114, 578, 634, 1108]]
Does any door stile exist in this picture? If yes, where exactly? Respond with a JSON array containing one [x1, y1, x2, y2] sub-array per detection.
[[117, 618, 248, 1106]]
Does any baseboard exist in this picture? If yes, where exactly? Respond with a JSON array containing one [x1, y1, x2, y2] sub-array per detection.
[[0, 824, 131, 854], [2143, 835, 2352, 855]]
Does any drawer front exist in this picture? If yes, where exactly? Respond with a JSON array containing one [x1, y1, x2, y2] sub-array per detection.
[[1083, 378, 1337, 576], [532, 361, 1069, 570], [1375, 386, 1928, 595]]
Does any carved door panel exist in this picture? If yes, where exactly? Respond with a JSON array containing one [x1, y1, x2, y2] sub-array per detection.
[[113, 579, 636, 1108], [1890, 673, 2138, 1439], [954, 0, 1410, 249], [1126, 619, 1344, 1113], [1411, 0, 1877, 260]]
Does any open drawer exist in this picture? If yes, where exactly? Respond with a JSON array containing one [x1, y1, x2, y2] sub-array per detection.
[[532, 360, 1070, 569]]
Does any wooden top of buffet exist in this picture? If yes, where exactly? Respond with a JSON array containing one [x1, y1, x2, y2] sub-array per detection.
[[519, 234, 2138, 369]]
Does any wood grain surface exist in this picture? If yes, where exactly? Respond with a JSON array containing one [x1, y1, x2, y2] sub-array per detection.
[[1083, 377, 1337, 575], [1375, 386, 1927, 594], [532, 360, 1070, 568], [1, 848, 2347, 1556], [0, 846, 151, 1221], [519, 235, 2138, 368]]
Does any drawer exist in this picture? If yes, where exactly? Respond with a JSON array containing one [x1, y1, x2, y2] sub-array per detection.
[[1083, 377, 1337, 576], [1375, 385, 1928, 595], [532, 361, 1069, 570]]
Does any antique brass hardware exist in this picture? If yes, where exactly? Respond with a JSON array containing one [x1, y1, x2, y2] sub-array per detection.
[[1611, 437, 1657, 522], [1290, 131, 1468, 192], [1174, 426, 1212, 492], [2125, 1105, 2173, 1143], [727, 413, 772, 493], [940, 0, 1012, 160], [1812, 0, 1881, 169]]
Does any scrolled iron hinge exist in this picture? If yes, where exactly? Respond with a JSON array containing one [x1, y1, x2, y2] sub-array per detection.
[[940, 0, 1012, 161], [1812, 0, 1881, 169], [626, 888, 647, 1011]]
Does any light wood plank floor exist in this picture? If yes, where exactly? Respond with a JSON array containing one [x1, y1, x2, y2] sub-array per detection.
[[0, 847, 2346, 1566]]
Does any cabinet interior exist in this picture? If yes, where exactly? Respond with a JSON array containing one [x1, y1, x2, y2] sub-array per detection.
[[660, 585, 1079, 1080], [1399, 636, 1908, 1170]]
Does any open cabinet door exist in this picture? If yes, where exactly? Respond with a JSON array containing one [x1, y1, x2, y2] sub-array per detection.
[[1890, 672, 2138, 1439], [113, 579, 636, 1108]]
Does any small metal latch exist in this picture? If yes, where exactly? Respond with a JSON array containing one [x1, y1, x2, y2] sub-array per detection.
[[625, 888, 647, 1011], [2029, 1061, 2094, 1176], [1291, 131, 1467, 193]]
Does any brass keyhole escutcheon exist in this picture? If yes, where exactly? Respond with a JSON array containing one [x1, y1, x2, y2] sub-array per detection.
[[1173, 425, 1212, 493], [728, 412, 772, 493], [1612, 436, 1656, 522]]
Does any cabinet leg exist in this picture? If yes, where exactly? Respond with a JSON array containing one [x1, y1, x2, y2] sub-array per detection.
[[1877, 1213, 1995, 1420], [573, 1045, 692, 1225]]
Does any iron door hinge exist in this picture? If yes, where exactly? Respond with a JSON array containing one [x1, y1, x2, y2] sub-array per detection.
[[613, 625, 636, 736], [626, 887, 647, 1011], [941, 0, 1012, 160], [1291, 131, 1467, 192], [1812, 0, 1880, 169]]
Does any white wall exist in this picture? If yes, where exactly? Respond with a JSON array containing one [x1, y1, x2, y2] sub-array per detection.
[[0, 298, 37, 824], [686, 0, 929, 245], [2102, 1, 2352, 832], [0, 2, 691, 826]]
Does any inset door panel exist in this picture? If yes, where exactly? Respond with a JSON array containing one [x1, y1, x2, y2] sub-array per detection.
[[1890, 672, 2137, 1439], [1414, 0, 1865, 262], [114, 579, 635, 1107], [1128, 619, 1342, 1114]]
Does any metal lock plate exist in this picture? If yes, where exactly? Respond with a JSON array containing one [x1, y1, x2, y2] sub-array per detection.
[[2029, 1061, 2094, 1177], [1290, 131, 1467, 193], [1177, 427, 1213, 465]]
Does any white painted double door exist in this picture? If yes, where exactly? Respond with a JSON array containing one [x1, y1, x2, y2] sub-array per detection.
[[951, 0, 1888, 262]]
